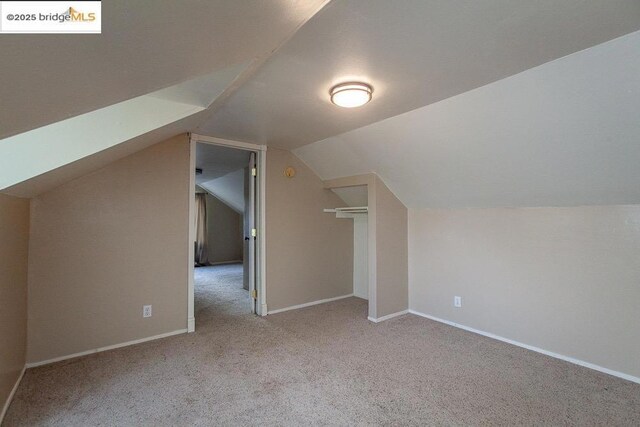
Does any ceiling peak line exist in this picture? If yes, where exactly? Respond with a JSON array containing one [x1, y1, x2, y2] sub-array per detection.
[[193, 0, 335, 133]]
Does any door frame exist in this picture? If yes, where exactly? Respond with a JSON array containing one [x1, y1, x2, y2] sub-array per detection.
[[187, 133, 268, 332]]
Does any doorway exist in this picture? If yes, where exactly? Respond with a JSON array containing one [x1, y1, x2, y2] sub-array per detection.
[[187, 134, 266, 332]]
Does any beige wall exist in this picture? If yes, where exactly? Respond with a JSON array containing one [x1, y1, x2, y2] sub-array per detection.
[[205, 194, 243, 263], [409, 205, 640, 378], [266, 148, 353, 311], [27, 135, 190, 364], [0, 194, 29, 415], [373, 176, 408, 317]]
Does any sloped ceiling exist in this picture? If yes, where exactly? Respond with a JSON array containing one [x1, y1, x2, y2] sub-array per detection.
[[1, 63, 258, 197], [2, 114, 206, 198], [332, 186, 368, 208], [197, 0, 640, 149], [3, 1, 640, 208], [199, 170, 245, 214], [196, 143, 249, 213], [0, 1, 328, 197], [295, 31, 640, 208], [0, 0, 328, 140], [0, 64, 248, 193], [196, 143, 250, 182]]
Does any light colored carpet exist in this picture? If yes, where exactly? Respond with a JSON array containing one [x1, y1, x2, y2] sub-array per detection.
[[4, 263, 640, 426]]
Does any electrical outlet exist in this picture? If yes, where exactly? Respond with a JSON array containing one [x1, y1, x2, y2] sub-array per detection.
[[143, 305, 152, 318], [454, 296, 462, 308]]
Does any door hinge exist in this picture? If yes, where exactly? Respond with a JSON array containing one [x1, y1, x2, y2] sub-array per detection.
[[251, 228, 257, 237], [251, 289, 257, 299], [251, 167, 257, 177]]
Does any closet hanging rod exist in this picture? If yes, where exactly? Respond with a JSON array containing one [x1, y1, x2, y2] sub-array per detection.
[[324, 206, 368, 214]]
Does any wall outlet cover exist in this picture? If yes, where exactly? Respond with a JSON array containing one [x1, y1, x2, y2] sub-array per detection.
[[454, 296, 462, 307], [143, 305, 152, 317]]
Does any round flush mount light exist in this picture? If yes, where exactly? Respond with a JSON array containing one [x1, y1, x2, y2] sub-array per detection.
[[330, 82, 373, 108]]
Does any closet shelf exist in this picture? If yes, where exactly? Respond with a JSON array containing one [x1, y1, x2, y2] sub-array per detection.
[[324, 206, 368, 217]]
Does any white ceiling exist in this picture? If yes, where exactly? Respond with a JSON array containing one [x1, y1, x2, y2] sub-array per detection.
[[295, 31, 640, 208], [332, 186, 368, 207], [3, 1, 640, 209], [196, 143, 249, 213], [197, 0, 640, 149], [199, 169, 246, 214], [0, 1, 327, 197], [1, 66, 247, 197], [3, 113, 207, 198], [196, 143, 250, 183], [0, 0, 328, 139]]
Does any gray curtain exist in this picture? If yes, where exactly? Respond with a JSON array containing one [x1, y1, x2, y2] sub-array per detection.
[[194, 193, 209, 266]]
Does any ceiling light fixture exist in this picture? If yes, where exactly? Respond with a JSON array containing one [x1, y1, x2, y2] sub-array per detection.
[[330, 82, 373, 108]]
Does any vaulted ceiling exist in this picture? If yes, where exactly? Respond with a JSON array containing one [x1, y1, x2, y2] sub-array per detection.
[[0, 0, 328, 140], [296, 32, 640, 208], [2, 0, 640, 207], [198, 0, 640, 149], [196, 143, 249, 213], [0, 0, 328, 196]]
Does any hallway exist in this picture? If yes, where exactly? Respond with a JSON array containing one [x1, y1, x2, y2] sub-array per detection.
[[194, 263, 250, 321]]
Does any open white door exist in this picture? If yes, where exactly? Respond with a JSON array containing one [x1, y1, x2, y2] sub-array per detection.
[[247, 152, 257, 313]]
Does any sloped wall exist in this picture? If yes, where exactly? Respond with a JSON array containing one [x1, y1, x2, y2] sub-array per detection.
[[0, 194, 29, 417], [27, 135, 190, 364]]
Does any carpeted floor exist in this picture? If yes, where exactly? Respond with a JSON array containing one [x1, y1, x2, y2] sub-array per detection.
[[4, 263, 640, 426]]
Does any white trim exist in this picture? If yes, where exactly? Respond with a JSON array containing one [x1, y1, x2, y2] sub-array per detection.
[[190, 133, 267, 152], [203, 260, 243, 266], [267, 294, 353, 315], [257, 148, 267, 316], [187, 136, 196, 333], [247, 151, 257, 314], [408, 310, 640, 385], [25, 329, 187, 369], [368, 309, 409, 323], [1, 365, 25, 423], [367, 178, 377, 320]]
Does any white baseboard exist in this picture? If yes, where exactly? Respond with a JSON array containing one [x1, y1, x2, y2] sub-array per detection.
[[408, 309, 640, 385], [368, 309, 409, 323], [1, 365, 26, 424], [267, 294, 353, 315], [187, 317, 195, 333], [202, 260, 242, 266], [26, 329, 188, 368]]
